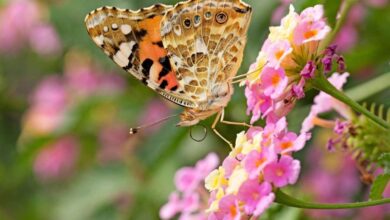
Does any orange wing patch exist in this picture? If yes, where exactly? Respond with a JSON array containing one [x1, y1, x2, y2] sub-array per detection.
[[137, 16, 179, 91]]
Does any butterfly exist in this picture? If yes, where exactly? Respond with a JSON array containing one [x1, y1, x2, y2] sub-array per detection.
[[85, 0, 252, 139]]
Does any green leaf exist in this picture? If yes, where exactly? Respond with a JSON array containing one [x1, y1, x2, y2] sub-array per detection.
[[378, 152, 390, 174], [323, 0, 342, 28], [370, 174, 390, 200]]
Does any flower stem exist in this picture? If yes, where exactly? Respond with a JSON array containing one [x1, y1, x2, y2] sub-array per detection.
[[311, 74, 389, 130], [275, 189, 390, 209], [319, 0, 358, 51]]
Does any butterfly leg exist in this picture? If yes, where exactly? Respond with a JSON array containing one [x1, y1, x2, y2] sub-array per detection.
[[220, 109, 251, 128], [212, 111, 234, 150]]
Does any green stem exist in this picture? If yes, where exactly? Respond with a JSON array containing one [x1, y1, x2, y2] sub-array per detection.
[[319, 0, 358, 51], [275, 190, 390, 209], [311, 73, 389, 129]]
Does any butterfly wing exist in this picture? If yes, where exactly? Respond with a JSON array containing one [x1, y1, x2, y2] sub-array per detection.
[[161, 0, 252, 109], [85, 5, 198, 108]]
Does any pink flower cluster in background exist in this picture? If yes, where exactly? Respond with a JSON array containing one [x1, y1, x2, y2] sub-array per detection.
[[34, 136, 79, 182], [160, 153, 219, 220], [205, 118, 307, 219], [0, 0, 61, 55], [21, 53, 129, 181], [301, 147, 359, 219], [22, 56, 125, 138], [245, 5, 331, 123]]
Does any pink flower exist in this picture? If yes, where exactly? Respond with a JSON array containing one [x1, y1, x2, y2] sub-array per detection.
[[160, 192, 182, 219], [175, 167, 200, 193], [294, 20, 330, 45], [33, 137, 79, 182], [97, 123, 129, 163], [312, 72, 351, 118], [300, 61, 316, 79], [260, 66, 288, 99], [29, 24, 61, 56], [195, 153, 219, 178], [333, 24, 358, 52], [246, 126, 263, 140], [263, 155, 300, 187], [23, 76, 68, 136], [0, 0, 41, 53], [161, 153, 220, 219], [292, 78, 306, 99], [138, 99, 171, 133], [301, 106, 321, 133], [237, 180, 275, 216], [271, 0, 293, 24], [222, 156, 240, 178], [244, 149, 276, 179], [264, 40, 292, 68], [216, 195, 241, 220], [275, 132, 307, 154], [294, 5, 331, 45], [245, 4, 332, 123], [181, 193, 200, 213], [245, 83, 272, 124], [31, 76, 67, 110]]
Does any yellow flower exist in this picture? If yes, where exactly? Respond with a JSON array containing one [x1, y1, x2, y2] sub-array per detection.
[[269, 5, 298, 42], [246, 51, 267, 84], [205, 167, 228, 191], [226, 167, 248, 194], [206, 188, 225, 212], [229, 131, 247, 157], [241, 131, 262, 154]]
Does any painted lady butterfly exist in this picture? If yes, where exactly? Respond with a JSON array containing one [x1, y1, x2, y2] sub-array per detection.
[[85, 0, 252, 136]]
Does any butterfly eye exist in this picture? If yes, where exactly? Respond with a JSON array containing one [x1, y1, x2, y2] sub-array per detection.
[[193, 15, 201, 26], [183, 18, 192, 28], [204, 11, 212, 20], [216, 11, 228, 24]]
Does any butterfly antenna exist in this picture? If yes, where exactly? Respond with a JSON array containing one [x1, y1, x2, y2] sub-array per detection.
[[129, 114, 179, 135]]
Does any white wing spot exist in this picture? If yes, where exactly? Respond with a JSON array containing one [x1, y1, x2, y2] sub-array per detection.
[[111, 23, 118, 30], [103, 26, 109, 32], [195, 37, 208, 54], [173, 25, 181, 36], [93, 35, 104, 45], [121, 24, 132, 35]]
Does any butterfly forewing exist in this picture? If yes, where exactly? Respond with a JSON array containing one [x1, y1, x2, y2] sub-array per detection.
[[85, 5, 197, 108], [161, 0, 252, 108], [85, 0, 252, 125]]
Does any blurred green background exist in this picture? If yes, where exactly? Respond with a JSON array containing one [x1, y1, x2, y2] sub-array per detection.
[[0, 0, 389, 219]]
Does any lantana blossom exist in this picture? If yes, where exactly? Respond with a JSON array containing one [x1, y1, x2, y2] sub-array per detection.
[[205, 117, 307, 219], [245, 4, 332, 123]]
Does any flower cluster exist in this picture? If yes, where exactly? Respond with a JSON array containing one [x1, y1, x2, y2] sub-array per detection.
[[205, 118, 307, 219], [160, 153, 219, 220], [0, 0, 61, 55], [245, 5, 332, 123]]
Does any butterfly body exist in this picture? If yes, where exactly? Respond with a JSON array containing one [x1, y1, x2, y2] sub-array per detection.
[[85, 0, 252, 126]]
